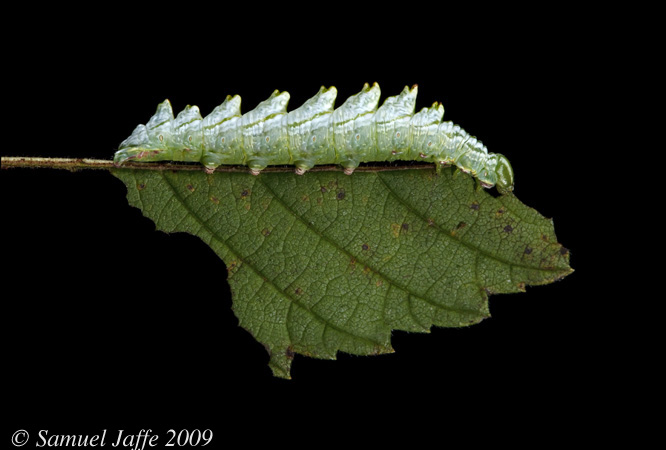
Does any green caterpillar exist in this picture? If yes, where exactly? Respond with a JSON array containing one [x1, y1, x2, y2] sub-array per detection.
[[114, 83, 514, 193]]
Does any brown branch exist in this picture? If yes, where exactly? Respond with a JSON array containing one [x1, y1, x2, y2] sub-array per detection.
[[1, 157, 437, 173]]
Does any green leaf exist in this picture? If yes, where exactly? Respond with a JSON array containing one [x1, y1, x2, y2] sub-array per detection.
[[111, 167, 572, 378]]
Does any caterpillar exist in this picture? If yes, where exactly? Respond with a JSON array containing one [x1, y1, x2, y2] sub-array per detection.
[[114, 83, 514, 193]]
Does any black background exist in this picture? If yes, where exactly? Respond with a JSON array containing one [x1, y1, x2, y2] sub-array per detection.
[[3, 9, 613, 447]]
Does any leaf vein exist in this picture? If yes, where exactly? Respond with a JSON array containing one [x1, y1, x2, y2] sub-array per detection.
[[375, 172, 557, 273], [256, 174, 475, 316], [158, 172, 385, 349]]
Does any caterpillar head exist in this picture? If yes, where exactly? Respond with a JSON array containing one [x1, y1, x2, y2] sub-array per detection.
[[494, 153, 514, 194], [478, 154, 514, 194]]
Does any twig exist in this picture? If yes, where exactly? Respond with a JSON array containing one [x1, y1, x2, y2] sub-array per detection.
[[1, 157, 437, 173]]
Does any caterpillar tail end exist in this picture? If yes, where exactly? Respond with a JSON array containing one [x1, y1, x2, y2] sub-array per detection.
[[113, 148, 135, 166], [113, 147, 168, 166]]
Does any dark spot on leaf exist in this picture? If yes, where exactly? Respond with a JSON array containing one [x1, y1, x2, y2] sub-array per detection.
[[560, 246, 569, 255], [262, 228, 271, 237], [294, 287, 302, 295], [137, 182, 146, 190], [241, 189, 250, 198], [542, 234, 549, 241], [470, 202, 480, 210], [337, 190, 345, 200], [321, 186, 328, 193], [504, 224, 513, 233], [451, 222, 466, 236], [285, 346, 295, 360], [427, 218, 435, 227], [362, 244, 369, 251], [210, 196, 220, 205], [401, 223, 409, 231], [517, 282, 526, 291], [371, 345, 384, 356], [524, 246, 532, 255], [186, 184, 195, 192]]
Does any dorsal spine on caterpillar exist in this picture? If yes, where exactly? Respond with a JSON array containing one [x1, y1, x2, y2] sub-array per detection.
[[114, 83, 514, 193]]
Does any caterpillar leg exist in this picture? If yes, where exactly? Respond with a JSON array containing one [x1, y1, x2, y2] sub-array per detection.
[[340, 160, 359, 175], [294, 160, 316, 176], [246, 159, 268, 176], [435, 160, 452, 174], [474, 178, 487, 191]]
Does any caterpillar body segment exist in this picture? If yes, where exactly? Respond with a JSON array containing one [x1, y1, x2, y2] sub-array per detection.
[[114, 83, 514, 193], [202, 95, 243, 170]]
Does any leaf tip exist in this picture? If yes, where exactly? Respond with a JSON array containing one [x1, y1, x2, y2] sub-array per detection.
[[268, 356, 294, 380], [375, 344, 395, 355], [266, 345, 296, 380]]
